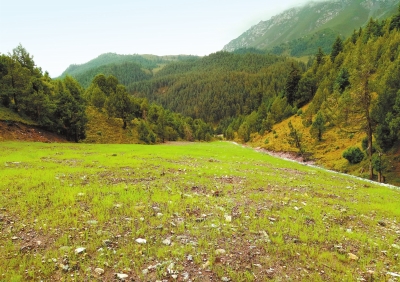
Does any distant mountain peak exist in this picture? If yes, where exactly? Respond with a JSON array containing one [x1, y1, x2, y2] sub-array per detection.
[[223, 0, 399, 53]]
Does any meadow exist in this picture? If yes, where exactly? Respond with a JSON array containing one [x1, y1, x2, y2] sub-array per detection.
[[0, 141, 399, 281]]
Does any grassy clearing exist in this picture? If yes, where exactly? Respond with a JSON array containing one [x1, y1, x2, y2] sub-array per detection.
[[0, 141, 399, 281]]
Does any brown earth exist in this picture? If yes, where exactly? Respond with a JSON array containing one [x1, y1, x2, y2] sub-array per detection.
[[0, 120, 66, 143]]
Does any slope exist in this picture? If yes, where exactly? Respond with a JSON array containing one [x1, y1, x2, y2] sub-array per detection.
[[223, 0, 399, 55]]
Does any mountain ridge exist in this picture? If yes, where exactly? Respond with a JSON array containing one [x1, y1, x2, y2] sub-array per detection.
[[223, 0, 399, 53]]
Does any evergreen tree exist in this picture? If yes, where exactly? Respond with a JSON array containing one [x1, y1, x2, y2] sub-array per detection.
[[331, 36, 343, 62], [310, 111, 326, 141], [105, 84, 133, 129], [285, 63, 302, 105]]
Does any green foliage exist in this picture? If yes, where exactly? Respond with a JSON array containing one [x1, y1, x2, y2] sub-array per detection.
[[238, 122, 250, 142], [0, 46, 88, 141], [138, 120, 156, 144], [330, 36, 344, 62], [342, 147, 365, 164], [372, 153, 388, 173], [285, 63, 302, 105], [334, 68, 350, 93], [105, 84, 134, 129], [287, 121, 305, 156], [310, 111, 326, 141], [389, 5, 400, 31]]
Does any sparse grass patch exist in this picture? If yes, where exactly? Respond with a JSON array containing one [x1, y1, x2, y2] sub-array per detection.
[[0, 141, 399, 281]]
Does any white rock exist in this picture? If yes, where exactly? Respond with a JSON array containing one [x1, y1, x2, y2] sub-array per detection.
[[391, 244, 400, 250], [215, 249, 226, 255], [162, 238, 171, 246], [75, 247, 86, 254], [116, 273, 129, 280], [94, 268, 104, 275], [225, 215, 232, 222], [387, 272, 400, 277], [135, 238, 146, 244]]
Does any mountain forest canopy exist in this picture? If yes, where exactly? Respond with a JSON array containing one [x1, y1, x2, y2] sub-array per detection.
[[0, 46, 213, 143]]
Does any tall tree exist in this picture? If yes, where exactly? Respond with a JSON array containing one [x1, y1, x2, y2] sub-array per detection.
[[331, 36, 343, 62], [350, 43, 376, 179], [105, 84, 133, 129], [285, 63, 301, 105], [310, 111, 326, 141]]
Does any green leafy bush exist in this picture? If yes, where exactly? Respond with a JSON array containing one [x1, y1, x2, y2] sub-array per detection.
[[342, 147, 364, 164]]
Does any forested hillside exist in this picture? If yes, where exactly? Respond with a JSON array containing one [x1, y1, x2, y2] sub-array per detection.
[[223, 0, 399, 56], [60, 53, 199, 88], [129, 51, 303, 124], [0, 47, 213, 144], [127, 8, 400, 184]]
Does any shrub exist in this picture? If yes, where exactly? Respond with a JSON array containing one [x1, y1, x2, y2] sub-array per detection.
[[342, 147, 364, 164]]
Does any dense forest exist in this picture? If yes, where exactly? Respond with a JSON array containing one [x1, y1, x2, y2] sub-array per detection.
[[127, 8, 400, 181], [0, 47, 213, 143]]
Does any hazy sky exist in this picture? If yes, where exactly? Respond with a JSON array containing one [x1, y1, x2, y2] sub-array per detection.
[[1, 0, 315, 77]]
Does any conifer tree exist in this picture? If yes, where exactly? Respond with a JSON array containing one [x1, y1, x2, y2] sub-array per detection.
[[331, 36, 343, 62]]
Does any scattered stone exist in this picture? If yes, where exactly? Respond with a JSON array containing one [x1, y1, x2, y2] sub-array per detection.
[[225, 215, 232, 222], [135, 238, 147, 244], [163, 238, 172, 246], [11, 236, 18, 240], [116, 273, 128, 280], [87, 220, 98, 225], [94, 268, 104, 276], [171, 274, 178, 279], [156, 213, 163, 218], [142, 269, 149, 275], [391, 244, 400, 250], [187, 254, 193, 262], [196, 217, 205, 222], [215, 249, 226, 255], [387, 272, 400, 278], [260, 231, 271, 243], [182, 272, 190, 280], [202, 261, 210, 269], [348, 253, 359, 261], [294, 206, 302, 211], [77, 193, 85, 197], [378, 220, 387, 227], [60, 263, 69, 272], [75, 247, 86, 254], [221, 277, 231, 282]]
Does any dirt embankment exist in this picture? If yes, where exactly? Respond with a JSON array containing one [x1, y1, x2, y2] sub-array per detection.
[[0, 121, 66, 142]]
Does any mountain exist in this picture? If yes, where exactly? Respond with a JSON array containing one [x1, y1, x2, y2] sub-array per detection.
[[223, 0, 399, 55], [59, 53, 199, 88]]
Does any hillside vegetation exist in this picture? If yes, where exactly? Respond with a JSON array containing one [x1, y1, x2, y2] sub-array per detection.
[[223, 0, 399, 56]]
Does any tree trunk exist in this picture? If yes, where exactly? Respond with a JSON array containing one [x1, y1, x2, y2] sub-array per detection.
[[367, 120, 373, 180]]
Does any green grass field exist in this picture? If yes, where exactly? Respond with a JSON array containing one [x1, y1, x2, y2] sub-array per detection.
[[0, 141, 399, 281]]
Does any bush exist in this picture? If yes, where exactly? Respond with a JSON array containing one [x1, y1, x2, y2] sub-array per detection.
[[342, 147, 364, 164]]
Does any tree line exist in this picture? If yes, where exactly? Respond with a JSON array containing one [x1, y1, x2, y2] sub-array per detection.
[[0, 46, 213, 143]]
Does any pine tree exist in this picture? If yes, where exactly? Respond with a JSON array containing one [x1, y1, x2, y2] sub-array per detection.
[[331, 36, 343, 62]]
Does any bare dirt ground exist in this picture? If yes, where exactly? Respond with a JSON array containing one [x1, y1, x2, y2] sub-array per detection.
[[0, 120, 66, 142]]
